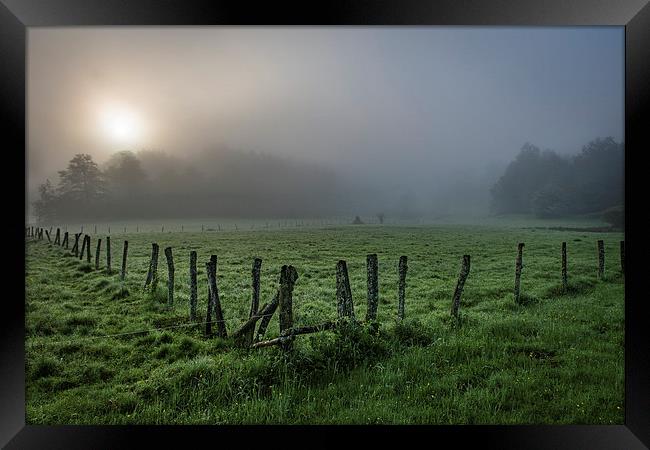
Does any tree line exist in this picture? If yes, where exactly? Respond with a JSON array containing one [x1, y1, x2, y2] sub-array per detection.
[[32, 149, 344, 222], [490, 137, 624, 225]]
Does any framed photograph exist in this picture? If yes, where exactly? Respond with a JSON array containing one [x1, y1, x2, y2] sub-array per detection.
[[2, 0, 648, 447]]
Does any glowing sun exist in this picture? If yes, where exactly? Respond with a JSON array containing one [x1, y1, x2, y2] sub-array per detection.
[[99, 104, 143, 145]]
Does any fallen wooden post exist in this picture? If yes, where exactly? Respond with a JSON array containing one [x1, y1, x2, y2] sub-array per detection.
[[398, 255, 407, 320], [451, 255, 471, 318], [164, 247, 175, 306], [255, 293, 279, 342], [253, 321, 337, 349]]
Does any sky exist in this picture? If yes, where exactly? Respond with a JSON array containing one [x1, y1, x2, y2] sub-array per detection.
[[27, 26, 624, 214]]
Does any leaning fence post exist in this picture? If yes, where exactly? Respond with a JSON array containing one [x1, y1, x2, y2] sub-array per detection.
[[55, 228, 60, 245], [336, 260, 355, 319], [620, 240, 625, 275], [246, 258, 263, 344], [79, 235, 87, 260], [121, 240, 128, 281], [106, 236, 112, 273], [164, 247, 175, 306], [451, 255, 471, 318], [366, 254, 379, 323], [95, 238, 101, 270], [63, 231, 68, 249], [398, 255, 408, 320], [144, 243, 160, 290], [206, 256, 227, 338], [514, 243, 524, 304], [597, 240, 605, 279], [561, 242, 568, 290], [189, 251, 198, 321]]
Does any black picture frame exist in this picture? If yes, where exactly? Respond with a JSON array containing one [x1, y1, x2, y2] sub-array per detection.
[[2, 0, 648, 447]]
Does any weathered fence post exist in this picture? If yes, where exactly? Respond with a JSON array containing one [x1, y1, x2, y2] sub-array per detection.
[[398, 255, 408, 320], [336, 260, 355, 319], [72, 233, 80, 256], [366, 254, 379, 324], [597, 240, 605, 279], [189, 251, 198, 321], [255, 293, 279, 342], [620, 240, 625, 275], [561, 242, 568, 290], [85, 235, 92, 264], [79, 235, 86, 260], [120, 240, 128, 281], [106, 236, 112, 273], [206, 256, 227, 338], [451, 255, 471, 318], [164, 247, 175, 306], [245, 258, 263, 345], [144, 243, 160, 289], [514, 243, 525, 304], [63, 232, 68, 249], [45, 230, 51, 243], [95, 238, 101, 270], [55, 228, 60, 245], [278, 265, 299, 351]]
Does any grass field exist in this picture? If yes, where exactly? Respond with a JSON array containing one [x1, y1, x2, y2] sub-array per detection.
[[25, 218, 625, 424]]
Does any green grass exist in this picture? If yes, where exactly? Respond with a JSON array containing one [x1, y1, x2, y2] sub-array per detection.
[[25, 220, 624, 424]]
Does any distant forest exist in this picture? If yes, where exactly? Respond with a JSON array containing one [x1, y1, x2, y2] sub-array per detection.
[[490, 137, 624, 224], [31, 149, 345, 222]]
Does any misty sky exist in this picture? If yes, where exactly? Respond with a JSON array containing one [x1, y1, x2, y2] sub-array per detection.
[[27, 26, 623, 210]]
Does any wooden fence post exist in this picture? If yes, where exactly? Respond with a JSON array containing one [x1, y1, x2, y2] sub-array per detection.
[[73, 233, 80, 256], [279, 265, 298, 351], [144, 243, 160, 289], [336, 260, 355, 319], [189, 251, 198, 321], [561, 242, 568, 290], [95, 238, 101, 270], [206, 256, 227, 338], [246, 258, 263, 344], [597, 240, 605, 279], [55, 228, 60, 245], [62, 232, 69, 249], [398, 255, 408, 320], [45, 230, 51, 243], [620, 240, 625, 275], [164, 247, 175, 306], [121, 240, 128, 281], [85, 235, 92, 264], [366, 254, 379, 323], [79, 235, 86, 260], [451, 255, 471, 318], [514, 243, 525, 304], [106, 236, 112, 273]]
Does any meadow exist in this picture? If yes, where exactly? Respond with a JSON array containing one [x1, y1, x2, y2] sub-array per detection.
[[24, 218, 624, 424]]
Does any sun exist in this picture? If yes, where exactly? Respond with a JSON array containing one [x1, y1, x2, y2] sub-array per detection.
[[99, 104, 142, 145]]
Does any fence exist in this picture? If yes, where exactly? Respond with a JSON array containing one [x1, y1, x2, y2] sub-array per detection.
[[25, 225, 625, 350]]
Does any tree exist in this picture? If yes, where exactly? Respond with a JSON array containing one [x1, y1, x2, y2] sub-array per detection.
[[103, 151, 147, 196], [32, 179, 58, 223], [56, 154, 105, 218]]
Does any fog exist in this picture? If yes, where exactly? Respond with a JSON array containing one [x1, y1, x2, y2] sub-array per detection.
[[27, 27, 624, 221]]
